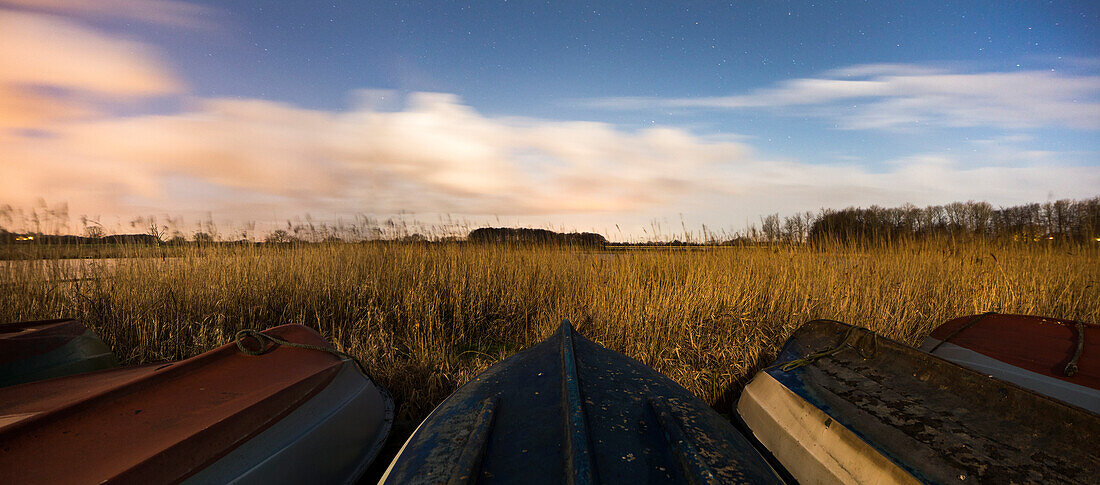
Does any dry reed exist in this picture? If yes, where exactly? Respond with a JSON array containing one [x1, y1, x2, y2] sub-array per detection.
[[1, 239, 1097, 421]]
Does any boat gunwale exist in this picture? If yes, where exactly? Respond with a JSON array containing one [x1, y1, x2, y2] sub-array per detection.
[[757, 319, 1100, 483]]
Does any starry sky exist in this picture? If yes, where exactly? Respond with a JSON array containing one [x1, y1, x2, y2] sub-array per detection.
[[1, 1, 1098, 239]]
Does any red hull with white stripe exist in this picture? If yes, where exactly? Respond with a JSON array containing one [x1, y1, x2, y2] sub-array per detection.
[[921, 313, 1099, 413], [0, 324, 393, 484]]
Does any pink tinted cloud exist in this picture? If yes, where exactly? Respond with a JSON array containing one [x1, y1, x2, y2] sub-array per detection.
[[0, 0, 214, 28], [24, 93, 744, 217], [9, 88, 1098, 233], [0, 8, 182, 133], [0, 10, 182, 96], [0, 8, 1096, 236]]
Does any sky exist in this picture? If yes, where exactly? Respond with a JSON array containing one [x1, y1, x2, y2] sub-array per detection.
[[0, 0, 1098, 240]]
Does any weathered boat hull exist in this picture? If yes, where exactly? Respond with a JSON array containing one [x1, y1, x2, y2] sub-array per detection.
[[0, 324, 393, 484], [738, 320, 1100, 484], [920, 313, 1099, 413], [0, 318, 118, 387], [380, 320, 782, 484]]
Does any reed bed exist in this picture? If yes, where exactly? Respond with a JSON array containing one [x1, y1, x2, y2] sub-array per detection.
[[1, 240, 1097, 421]]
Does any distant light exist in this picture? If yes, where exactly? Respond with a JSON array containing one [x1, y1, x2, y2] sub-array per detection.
[[1048, 236, 1054, 240]]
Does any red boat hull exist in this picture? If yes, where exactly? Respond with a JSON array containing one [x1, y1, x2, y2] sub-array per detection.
[[922, 313, 1099, 412], [0, 319, 118, 387], [0, 324, 392, 484]]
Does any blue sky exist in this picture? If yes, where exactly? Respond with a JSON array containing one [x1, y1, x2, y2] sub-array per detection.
[[1, 1, 1097, 239]]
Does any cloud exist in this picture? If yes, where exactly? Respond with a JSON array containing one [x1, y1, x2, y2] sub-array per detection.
[[7, 88, 1098, 233], [0, 10, 182, 95], [822, 64, 947, 78], [0, 85, 95, 131], [0, 6, 750, 222], [0, 0, 214, 28], [590, 63, 1100, 131], [0, 9, 182, 131], [5, 93, 751, 218], [0, 12, 1095, 237]]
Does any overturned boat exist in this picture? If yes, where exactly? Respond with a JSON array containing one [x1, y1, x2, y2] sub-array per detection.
[[738, 319, 1100, 484], [0, 318, 118, 387], [921, 313, 1098, 413], [0, 324, 393, 484], [380, 320, 783, 484]]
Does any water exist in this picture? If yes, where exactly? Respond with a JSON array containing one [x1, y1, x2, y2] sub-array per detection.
[[0, 258, 124, 283]]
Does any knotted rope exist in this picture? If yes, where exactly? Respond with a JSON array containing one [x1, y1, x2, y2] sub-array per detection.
[[1065, 320, 1085, 377], [235, 328, 366, 373], [775, 320, 878, 372]]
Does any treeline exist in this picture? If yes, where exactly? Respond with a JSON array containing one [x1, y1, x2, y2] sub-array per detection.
[[467, 227, 608, 247], [750, 197, 1100, 244], [0, 226, 610, 248], [4, 197, 1097, 247], [0, 231, 161, 245]]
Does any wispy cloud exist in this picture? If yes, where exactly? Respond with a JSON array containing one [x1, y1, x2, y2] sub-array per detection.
[[0, 0, 215, 28], [7, 89, 1098, 228], [590, 63, 1100, 131], [0, 9, 182, 131], [5, 92, 753, 217], [0, 8, 1096, 234]]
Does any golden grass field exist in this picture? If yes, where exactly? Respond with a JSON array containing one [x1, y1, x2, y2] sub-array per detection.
[[1, 240, 1097, 421]]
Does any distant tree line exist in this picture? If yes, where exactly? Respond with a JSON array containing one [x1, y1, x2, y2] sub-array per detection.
[[0, 226, 610, 248], [467, 227, 608, 247], [745, 197, 1100, 244], [3, 197, 1097, 247], [0, 231, 162, 245]]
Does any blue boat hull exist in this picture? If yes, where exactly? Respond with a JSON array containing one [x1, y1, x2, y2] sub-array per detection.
[[381, 320, 782, 484]]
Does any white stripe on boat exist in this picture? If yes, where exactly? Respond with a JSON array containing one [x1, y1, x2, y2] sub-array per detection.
[[737, 372, 919, 485], [921, 338, 1100, 413], [377, 407, 430, 484]]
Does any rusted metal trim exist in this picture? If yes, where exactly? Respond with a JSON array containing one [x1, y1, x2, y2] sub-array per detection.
[[447, 397, 499, 485], [647, 398, 720, 485], [560, 319, 597, 485]]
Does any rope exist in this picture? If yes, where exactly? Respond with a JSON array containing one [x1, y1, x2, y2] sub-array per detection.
[[775, 320, 878, 372], [1065, 320, 1085, 377], [927, 311, 997, 353], [235, 329, 366, 374]]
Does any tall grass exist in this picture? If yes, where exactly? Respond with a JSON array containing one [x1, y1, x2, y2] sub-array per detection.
[[1, 240, 1097, 421]]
